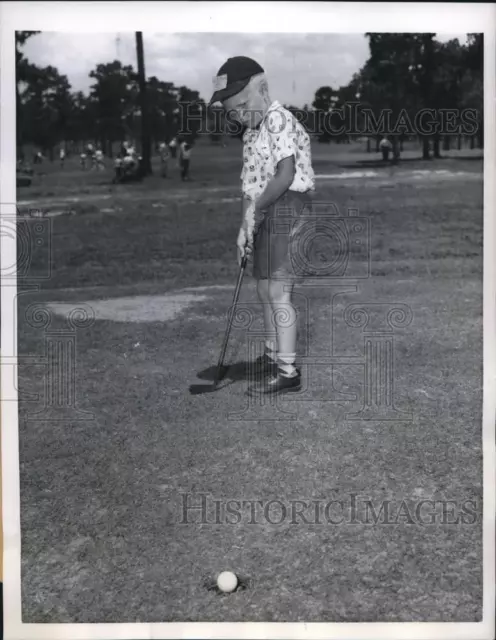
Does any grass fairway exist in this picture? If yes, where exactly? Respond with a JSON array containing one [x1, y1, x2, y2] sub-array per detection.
[[17, 140, 483, 622]]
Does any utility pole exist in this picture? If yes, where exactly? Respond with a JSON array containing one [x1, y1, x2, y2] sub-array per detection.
[[135, 31, 152, 175]]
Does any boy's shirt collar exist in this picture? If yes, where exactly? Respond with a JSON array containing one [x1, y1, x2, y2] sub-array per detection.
[[248, 100, 282, 131]]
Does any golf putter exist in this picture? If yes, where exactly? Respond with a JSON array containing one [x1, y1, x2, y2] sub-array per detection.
[[189, 255, 248, 395]]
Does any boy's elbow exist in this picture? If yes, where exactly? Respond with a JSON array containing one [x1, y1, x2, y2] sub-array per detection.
[[277, 156, 296, 188], [283, 169, 296, 189]]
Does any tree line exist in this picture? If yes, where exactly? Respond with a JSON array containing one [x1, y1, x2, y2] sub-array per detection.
[[16, 31, 204, 160], [307, 33, 483, 159], [16, 32, 483, 162]]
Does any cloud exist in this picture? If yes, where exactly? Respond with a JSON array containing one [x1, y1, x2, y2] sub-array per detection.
[[21, 31, 469, 107], [22, 32, 369, 106]]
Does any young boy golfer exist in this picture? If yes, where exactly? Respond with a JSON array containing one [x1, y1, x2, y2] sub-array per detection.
[[210, 56, 315, 396]]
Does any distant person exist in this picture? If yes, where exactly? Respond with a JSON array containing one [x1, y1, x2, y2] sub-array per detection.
[[122, 147, 136, 173], [379, 137, 393, 162], [59, 147, 66, 168], [113, 154, 123, 181], [80, 151, 87, 170], [84, 143, 95, 169], [179, 140, 192, 181], [95, 148, 105, 171], [159, 142, 170, 178], [169, 137, 178, 159], [33, 150, 43, 164]]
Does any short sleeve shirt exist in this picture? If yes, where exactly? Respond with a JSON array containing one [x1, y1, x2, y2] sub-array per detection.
[[241, 101, 315, 200], [180, 142, 191, 159]]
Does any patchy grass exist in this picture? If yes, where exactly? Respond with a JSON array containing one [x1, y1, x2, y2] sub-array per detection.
[[17, 140, 483, 622]]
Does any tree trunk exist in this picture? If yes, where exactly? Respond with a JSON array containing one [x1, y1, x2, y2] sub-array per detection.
[[470, 136, 475, 150], [478, 120, 484, 149], [392, 137, 400, 164], [399, 136, 404, 152], [136, 31, 152, 175], [433, 134, 441, 159], [16, 81, 22, 158], [366, 139, 371, 153], [443, 136, 450, 151], [375, 136, 380, 152], [422, 137, 431, 160], [457, 133, 462, 150]]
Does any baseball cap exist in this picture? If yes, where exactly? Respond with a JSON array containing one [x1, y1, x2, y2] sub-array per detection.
[[210, 56, 264, 105]]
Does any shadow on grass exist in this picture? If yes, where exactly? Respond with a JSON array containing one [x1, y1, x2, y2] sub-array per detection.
[[195, 361, 260, 383]]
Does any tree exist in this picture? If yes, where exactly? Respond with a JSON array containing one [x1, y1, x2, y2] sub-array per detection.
[[68, 91, 98, 150], [363, 33, 429, 161], [312, 86, 338, 142], [176, 86, 204, 142], [207, 104, 224, 144], [89, 61, 138, 154], [135, 32, 152, 175], [147, 76, 180, 145], [15, 31, 40, 154], [20, 64, 73, 159], [463, 34, 483, 148]]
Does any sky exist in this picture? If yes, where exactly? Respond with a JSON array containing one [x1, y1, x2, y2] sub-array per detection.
[[22, 32, 468, 108]]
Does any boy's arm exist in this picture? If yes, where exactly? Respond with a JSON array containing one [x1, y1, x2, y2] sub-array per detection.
[[253, 155, 296, 218], [241, 195, 251, 224], [239, 157, 296, 242]]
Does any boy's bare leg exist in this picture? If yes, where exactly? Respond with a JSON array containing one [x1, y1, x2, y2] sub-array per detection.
[[257, 279, 277, 361], [246, 276, 300, 395], [269, 278, 298, 377]]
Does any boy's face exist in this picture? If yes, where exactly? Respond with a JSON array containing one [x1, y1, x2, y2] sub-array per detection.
[[222, 83, 265, 129]]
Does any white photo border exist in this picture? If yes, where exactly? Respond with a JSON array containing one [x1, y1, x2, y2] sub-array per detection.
[[1, 2, 495, 639]]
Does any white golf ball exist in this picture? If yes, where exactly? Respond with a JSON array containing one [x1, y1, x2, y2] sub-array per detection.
[[217, 571, 238, 593]]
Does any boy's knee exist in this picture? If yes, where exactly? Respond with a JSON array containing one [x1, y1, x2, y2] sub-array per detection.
[[257, 278, 270, 300], [268, 280, 293, 304]]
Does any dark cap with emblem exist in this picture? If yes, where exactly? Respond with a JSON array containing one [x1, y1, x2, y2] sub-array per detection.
[[209, 56, 265, 105]]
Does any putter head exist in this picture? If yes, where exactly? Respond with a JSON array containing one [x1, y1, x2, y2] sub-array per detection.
[[188, 383, 218, 395], [188, 366, 231, 396]]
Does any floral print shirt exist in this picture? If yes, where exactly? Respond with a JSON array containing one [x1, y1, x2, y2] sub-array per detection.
[[241, 100, 315, 200]]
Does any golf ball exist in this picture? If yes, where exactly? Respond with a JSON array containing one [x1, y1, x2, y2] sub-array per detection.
[[217, 571, 238, 593]]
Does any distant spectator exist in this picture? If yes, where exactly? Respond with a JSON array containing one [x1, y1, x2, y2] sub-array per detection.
[[179, 140, 192, 182], [159, 142, 170, 178], [59, 147, 66, 168], [169, 137, 178, 159], [379, 137, 393, 161], [95, 148, 105, 171]]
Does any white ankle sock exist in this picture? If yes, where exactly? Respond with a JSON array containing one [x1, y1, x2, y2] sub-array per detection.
[[278, 352, 297, 378]]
